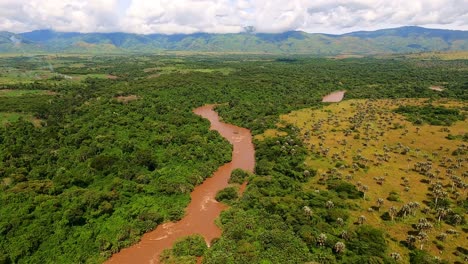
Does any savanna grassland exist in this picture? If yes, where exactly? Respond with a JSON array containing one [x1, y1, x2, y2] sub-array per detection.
[[259, 98, 467, 263], [0, 53, 466, 264]]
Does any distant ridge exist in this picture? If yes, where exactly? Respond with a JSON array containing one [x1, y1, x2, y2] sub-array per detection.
[[1, 26, 467, 54]]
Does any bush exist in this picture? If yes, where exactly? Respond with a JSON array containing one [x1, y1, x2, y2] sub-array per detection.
[[172, 235, 207, 257], [387, 191, 400, 202], [327, 180, 362, 199], [229, 169, 251, 184], [90, 154, 118, 171], [348, 226, 387, 258], [433, 240, 445, 251], [215, 187, 238, 203], [395, 105, 465, 126], [410, 250, 446, 264]]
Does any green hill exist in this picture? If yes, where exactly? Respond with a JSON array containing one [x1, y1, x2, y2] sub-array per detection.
[[1, 26, 467, 54]]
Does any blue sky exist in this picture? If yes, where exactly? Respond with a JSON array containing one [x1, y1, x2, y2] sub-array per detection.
[[0, 0, 467, 34]]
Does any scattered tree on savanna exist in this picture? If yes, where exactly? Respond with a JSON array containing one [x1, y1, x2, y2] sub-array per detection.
[[357, 215, 367, 225], [389, 206, 398, 221], [390, 252, 402, 261], [376, 198, 384, 209], [303, 205, 312, 218], [436, 207, 450, 223], [336, 217, 344, 226], [406, 235, 417, 249], [334, 242, 346, 254], [417, 231, 429, 250], [317, 233, 327, 247]]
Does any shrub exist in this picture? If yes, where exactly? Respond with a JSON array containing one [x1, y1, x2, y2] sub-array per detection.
[[215, 187, 238, 203], [409, 250, 446, 264], [348, 226, 387, 258], [229, 169, 251, 184], [173, 235, 207, 257], [387, 191, 400, 202], [395, 105, 465, 126], [327, 180, 362, 199]]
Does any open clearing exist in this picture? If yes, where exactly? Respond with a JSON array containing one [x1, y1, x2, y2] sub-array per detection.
[[0, 112, 41, 126], [262, 98, 467, 263], [114, 95, 140, 103], [143, 66, 235, 76], [322, 90, 346, 102], [429, 86, 444, 92]]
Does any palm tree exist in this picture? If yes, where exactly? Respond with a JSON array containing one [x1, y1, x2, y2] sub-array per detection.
[[436, 233, 447, 242], [376, 198, 384, 209], [340, 230, 350, 240], [452, 214, 462, 226], [336, 217, 344, 226], [399, 204, 411, 218], [334, 242, 346, 254], [432, 182, 447, 207], [416, 218, 433, 232], [389, 206, 398, 221], [357, 215, 366, 225], [436, 208, 450, 223], [390, 252, 402, 261], [375, 176, 385, 185], [317, 233, 327, 247], [359, 185, 369, 199], [417, 231, 428, 250], [406, 235, 416, 248], [408, 202, 420, 216], [303, 206, 312, 219], [446, 229, 458, 235]]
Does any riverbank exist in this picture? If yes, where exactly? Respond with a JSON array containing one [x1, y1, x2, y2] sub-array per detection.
[[105, 104, 255, 264]]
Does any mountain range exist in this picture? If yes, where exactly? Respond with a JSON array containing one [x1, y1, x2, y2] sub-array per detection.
[[1, 26, 467, 54]]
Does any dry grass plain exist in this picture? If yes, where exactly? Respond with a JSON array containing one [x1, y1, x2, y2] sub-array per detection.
[[258, 98, 467, 263]]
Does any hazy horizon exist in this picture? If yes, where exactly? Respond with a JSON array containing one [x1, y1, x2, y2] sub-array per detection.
[[6, 25, 468, 36]]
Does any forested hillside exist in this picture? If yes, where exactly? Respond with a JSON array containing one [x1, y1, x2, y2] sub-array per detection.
[[1, 26, 467, 54]]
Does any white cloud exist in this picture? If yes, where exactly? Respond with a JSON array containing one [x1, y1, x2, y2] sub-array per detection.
[[0, 0, 466, 34], [121, 0, 246, 34], [0, 0, 120, 33]]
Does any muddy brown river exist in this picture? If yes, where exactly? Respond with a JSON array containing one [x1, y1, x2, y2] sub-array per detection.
[[105, 104, 255, 264]]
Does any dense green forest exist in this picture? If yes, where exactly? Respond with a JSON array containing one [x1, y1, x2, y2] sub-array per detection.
[[395, 105, 466, 126], [0, 54, 467, 263]]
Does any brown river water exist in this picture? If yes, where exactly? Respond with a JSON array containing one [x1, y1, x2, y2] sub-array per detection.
[[105, 104, 255, 264], [322, 90, 346, 102]]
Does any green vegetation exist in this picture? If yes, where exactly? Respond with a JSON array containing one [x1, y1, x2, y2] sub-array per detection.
[[2, 27, 468, 54], [269, 98, 467, 263], [160, 235, 207, 264], [215, 187, 238, 203], [229, 169, 252, 184], [0, 54, 466, 263], [0, 89, 51, 97], [205, 126, 392, 263], [395, 105, 466, 125]]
